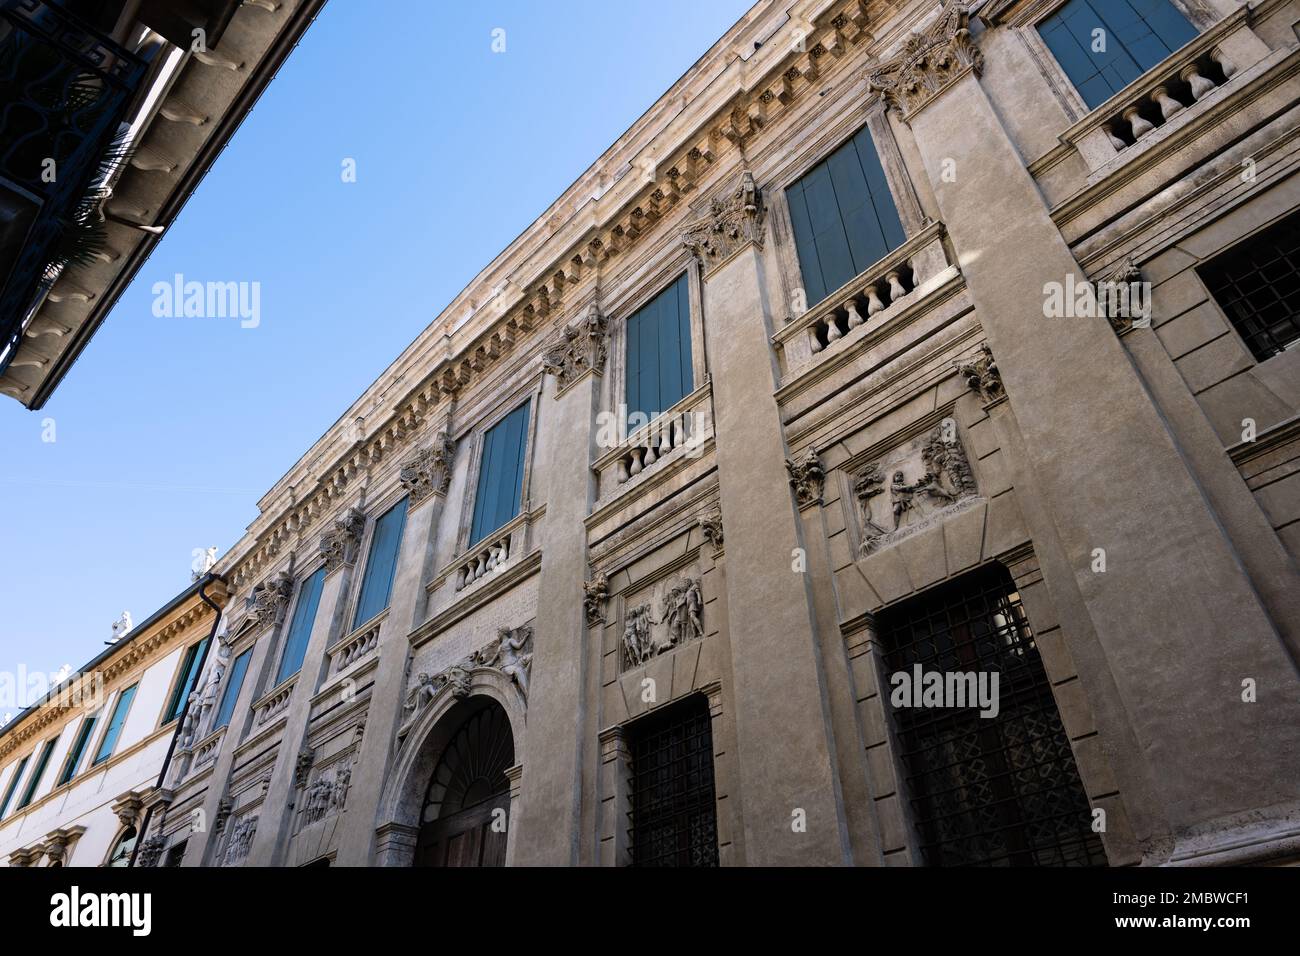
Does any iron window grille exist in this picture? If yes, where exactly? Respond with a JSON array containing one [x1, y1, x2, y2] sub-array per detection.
[[877, 563, 1106, 866], [627, 694, 719, 867], [1199, 212, 1300, 362]]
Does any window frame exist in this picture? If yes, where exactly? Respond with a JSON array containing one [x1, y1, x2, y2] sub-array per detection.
[[214, 645, 254, 731], [622, 272, 696, 427], [275, 566, 327, 686], [0, 755, 30, 819], [456, 381, 543, 557], [91, 683, 138, 767], [467, 400, 532, 548], [15, 737, 58, 810], [56, 711, 100, 787], [162, 637, 209, 726], [350, 495, 410, 631]]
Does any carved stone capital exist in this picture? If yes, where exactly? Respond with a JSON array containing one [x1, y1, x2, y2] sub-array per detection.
[[869, 2, 983, 120], [583, 572, 609, 628], [699, 508, 724, 554], [542, 303, 609, 393], [250, 570, 294, 626], [320, 507, 366, 572], [953, 343, 1004, 405], [786, 448, 826, 508], [399, 432, 455, 505], [682, 170, 764, 274]]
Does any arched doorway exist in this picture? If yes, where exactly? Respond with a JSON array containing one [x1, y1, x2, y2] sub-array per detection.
[[413, 699, 514, 867]]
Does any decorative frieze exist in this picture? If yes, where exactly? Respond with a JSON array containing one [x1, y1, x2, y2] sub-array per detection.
[[301, 765, 351, 826], [682, 171, 764, 273], [541, 303, 609, 393], [869, 2, 983, 120], [584, 572, 609, 628], [622, 577, 704, 669], [786, 448, 826, 508], [320, 507, 366, 572], [399, 432, 455, 505], [953, 343, 1004, 404], [855, 420, 980, 556]]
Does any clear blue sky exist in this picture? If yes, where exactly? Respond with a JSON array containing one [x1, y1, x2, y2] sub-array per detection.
[[0, 0, 754, 701]]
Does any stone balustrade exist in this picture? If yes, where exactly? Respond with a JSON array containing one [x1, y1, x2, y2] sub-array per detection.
[[453, 520, 524, 592], [330, 614, 383, 674], [252, 676, 296, 727], [772, 220, 954, 378], [593, 383, 714, 501], [1104, 51, 1232, 150], [192, 727, 225, 769]]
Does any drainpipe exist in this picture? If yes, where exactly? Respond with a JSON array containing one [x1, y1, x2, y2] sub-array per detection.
[[129, 571, 227, 866]]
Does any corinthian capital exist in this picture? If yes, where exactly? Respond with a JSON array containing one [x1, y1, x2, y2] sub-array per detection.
[[868, 2, 982, 120], [681, 171, 764, 274], [320, 507, 366, 572], [399, 431, 455, 505], [541, 303, 609, 394]]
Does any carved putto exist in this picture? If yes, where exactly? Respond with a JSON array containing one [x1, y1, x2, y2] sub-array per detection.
[[786, 448, 826, 508], [953, 343, 1003, 404], [250, 571, 294, 626], [541, 303, 609, 392], [682, 171, 764, 272], [320, 507, 366, 572], [698, 508, 724, 553], [623, 578, 704, 669], [583, 572, 609, 627], [869, 2, 983, 119], [399, 431, 455, 505], [401, 626, 535, 726]]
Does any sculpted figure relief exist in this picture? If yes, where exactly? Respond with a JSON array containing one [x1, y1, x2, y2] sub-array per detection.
[[622, 578, 704, 669]]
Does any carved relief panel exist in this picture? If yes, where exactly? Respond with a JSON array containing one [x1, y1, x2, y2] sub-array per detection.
[[620, 564, 705, 671], [851, 418, 981, 557]]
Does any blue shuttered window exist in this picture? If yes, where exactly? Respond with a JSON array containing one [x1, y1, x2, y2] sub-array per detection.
[[786, 126, 906, 308], [277, 568, 325, 685], [1039, 0, 1198, 109], [57, 714, 98, 786], [353, 499, 408, 629], [469, 401, 531, 546], [215, 648, 253, 730], [92, 684, 137, 766], [164, 637, 209, 724], [16, 738, 57, 809], [626, 273, 693, 423], [0, 755, 30, 819]]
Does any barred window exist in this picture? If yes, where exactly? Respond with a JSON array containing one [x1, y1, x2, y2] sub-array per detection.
[[877, 563, 1106, 866], [1199, 213, 1300, 362], [628, 695, 719, 867]]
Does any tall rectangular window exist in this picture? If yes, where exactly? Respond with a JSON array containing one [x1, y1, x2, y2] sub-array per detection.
[[277, 568, 326, 684], [163, 637, 209, 724], [877, 564, 1106, 866], [56, 713, 99, 786], [1199, 212, 1300, 361], [469, 401, 530, 546], [214, 648, 253, 730], [92, 684, 137, 767], [0, 756, 30, 819], [786, 126, 906, 308], [628, 694, 719, 867], [16, 738, 57, 810], [1039, 0, 1198, 109], [353, 500, 409, 628], [625, 274, 693, 423]]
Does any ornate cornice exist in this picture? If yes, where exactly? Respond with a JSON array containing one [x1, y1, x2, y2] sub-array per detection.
[[541, 304, 609, 394], [682, 171, 765, 273], [399, 432, 455, 505], [320, 507, 366, 573], [869, 2, 983, 120]]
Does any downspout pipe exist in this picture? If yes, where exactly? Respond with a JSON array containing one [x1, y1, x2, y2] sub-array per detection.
[[129, 571, 226, 866]]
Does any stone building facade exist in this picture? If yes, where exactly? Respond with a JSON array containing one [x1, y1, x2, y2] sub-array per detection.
[[0, 580, 228, 867], [148, 0, 1300, 866]]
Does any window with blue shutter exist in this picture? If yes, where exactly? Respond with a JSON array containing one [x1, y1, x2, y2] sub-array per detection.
[[164, 637, 208, 724], [0, 755, 30, 819], [215, 648, 253, 730], [352, 499, 408, 628], [16, 738, 57, 809], [1039, 0, 1198, 109], [276, 568, 325, 685], [92, 684, 137, 766], [57, 713, 99, 786], [469, 401, 531, 546], [625, 273, 693, 423], [786, 126, 906, 308]]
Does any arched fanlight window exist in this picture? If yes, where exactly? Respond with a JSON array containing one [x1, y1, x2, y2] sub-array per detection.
[[105, 826, 137, 867]]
